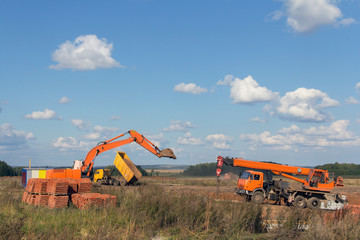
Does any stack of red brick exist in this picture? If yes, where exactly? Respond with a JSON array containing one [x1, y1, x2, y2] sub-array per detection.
[[72, 193, 117, 209], [22, 178, 116, 209]]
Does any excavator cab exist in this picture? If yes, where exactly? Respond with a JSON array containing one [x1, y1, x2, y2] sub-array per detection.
[[237, 170, 264, 192]]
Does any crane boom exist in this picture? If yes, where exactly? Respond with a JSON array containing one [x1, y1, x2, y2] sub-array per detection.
[[218, 156, 311, 176]]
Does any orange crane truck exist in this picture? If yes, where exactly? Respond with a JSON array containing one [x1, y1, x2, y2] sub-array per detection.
[[216, 156, 346, 210], [46, 130, 176, 181]]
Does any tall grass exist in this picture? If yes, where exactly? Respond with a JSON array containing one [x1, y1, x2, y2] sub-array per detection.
[[0, 177, 359, 240]]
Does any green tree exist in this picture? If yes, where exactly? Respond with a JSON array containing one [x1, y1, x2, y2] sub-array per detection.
[[316, 162, 360, 176], [0, 160, 15, 176]]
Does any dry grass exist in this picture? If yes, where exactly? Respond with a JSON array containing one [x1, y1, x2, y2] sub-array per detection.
[[1, 176, 359, 240], [344, 178, 360, 186], [146, 169, 184, 174]]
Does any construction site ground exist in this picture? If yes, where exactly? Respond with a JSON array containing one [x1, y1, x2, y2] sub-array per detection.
[[139, 176, 360, 216]]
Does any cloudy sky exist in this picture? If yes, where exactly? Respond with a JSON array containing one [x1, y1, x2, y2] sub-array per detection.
[[1, 0, 360, 167]]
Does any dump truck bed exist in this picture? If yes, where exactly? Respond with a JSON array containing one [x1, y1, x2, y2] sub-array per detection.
[[113, 151, 142, 184]]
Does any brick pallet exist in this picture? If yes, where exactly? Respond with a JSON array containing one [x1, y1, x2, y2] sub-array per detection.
[[72, 193, 117, 209], [22, 178, 116, 209]]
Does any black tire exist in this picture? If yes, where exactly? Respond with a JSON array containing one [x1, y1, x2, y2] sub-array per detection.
[[307, 197, 321, 210], [251, 192, 265, 204], [294, 195, 307, 208]]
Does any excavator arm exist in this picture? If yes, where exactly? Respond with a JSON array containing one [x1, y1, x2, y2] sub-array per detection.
[[80, 130, 176, 175]]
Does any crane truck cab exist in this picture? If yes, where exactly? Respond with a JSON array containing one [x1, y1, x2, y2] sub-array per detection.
[[237, 170, 263, 193]]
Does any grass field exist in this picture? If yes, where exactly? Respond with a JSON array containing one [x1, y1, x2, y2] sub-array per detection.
[[0, 176, 359, 240]]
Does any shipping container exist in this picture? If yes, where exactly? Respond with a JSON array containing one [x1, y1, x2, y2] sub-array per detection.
[[45, 169, 81, 179], [21, 168, 47, 187]]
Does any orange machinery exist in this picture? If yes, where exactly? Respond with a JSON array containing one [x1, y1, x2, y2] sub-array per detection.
[[216, 156, 346, 210], [47, 130, 176, 179]]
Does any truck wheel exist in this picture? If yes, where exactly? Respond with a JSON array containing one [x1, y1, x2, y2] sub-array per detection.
[[307, 197, 321, 209], [251, 192, 264, 204], [294, 195, 307, 208]]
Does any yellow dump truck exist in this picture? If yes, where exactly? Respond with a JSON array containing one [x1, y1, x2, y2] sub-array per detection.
[[113, 151, 142, 185], [93, 169, 121, 186], [93, 152, 143, 186]]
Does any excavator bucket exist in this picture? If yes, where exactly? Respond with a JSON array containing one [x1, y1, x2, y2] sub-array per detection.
[[159, 148, 176, 159]]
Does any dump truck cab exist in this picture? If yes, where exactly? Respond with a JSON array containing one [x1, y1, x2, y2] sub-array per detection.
[[94, 168, 120, 186], [237, 170, 264, 192], [94, 169, 109, 183]]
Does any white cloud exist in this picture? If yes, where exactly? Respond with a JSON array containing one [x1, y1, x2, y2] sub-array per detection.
[[53, 137, 90, 151], [59, 96, 70, 104], [174, 83, 208, 94], [272, 0, 355, 33], [241, 120, 360, 150], [338, 18, 356, 26], [164, 120, 195, 132], [268, 10, 284, 21], [250, 117, 266, 123], [356, 82, 360, 91], [82, 125, 119, 140], [177, 132, 203, 145], [146, 132, 168, 148], [218, 75, 278, 104], [81, 132, 101, 141], [274, 88, 339, 122], [0, 123, 35, 151], [71, 119, 91, 131], [24, 109, 62, 120], [50, 35, 124, 71], [345, 96, 359, 104], [206, 134, 233, 149], [217, 74, 234, 86], [111, 115, 121, 120]]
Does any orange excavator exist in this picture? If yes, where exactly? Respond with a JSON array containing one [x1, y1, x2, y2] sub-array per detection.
[[46, 130, 176, 179], [78, 130, 176, 176], [216, 156, 346, 210]]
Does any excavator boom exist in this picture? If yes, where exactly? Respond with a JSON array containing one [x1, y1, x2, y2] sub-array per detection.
[[80, 130, 176, 175]]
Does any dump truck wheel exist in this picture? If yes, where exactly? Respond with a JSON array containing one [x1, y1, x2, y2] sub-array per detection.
[[307, 197, 321, 210], [251, 192, 264, 204], [294, 195, 307, 208]]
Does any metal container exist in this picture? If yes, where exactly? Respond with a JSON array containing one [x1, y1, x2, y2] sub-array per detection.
[[113, 151, 142, 184], [21, 168, 47, 187]]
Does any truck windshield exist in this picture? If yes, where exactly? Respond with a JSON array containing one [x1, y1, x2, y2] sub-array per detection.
[[240, 172, 250, 179]]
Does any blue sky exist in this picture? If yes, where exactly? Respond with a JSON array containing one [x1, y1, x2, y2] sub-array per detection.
[[1, 0, 360, 167]]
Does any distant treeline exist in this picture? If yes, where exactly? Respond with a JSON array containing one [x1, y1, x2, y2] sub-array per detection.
[[0, 161, 22, 177], [316, 162, 360, 176], [182, 162, 360, 177], [182, 162, 243, 177]]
